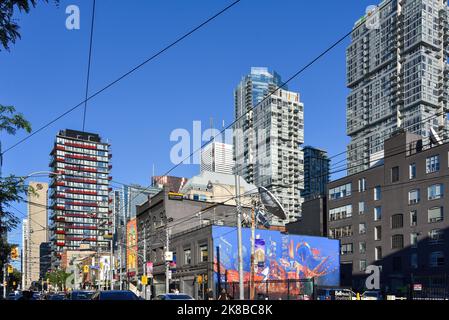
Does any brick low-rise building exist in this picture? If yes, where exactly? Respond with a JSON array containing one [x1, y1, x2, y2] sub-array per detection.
[[328, 131, 449, 293]]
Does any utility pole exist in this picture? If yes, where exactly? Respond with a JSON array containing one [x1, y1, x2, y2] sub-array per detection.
[[109, 238, 113, 290], [119, 227, 123, 290], [165, 227, 170, 294], [2, 264, 6, 299], [143, 223, 147, 300], [249, 204, 255, 300], [234, 174, 244, 300]]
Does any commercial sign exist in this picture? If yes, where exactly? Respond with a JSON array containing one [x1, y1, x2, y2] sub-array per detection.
[[413, 284, 423, 291], [165, 251, 173, 262], [126, 218, 138, 274]]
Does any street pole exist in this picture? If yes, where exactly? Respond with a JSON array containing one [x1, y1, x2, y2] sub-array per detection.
[[234, 174, 244, 300], [2, 264, 6, 299], [249, 204, 255, 300], [110, 239, 113, 290], [119, 230, 123, 290], [165, 227, 170, 294], [143, 224, 147, 300]]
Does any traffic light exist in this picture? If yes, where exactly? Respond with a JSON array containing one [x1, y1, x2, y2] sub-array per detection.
[[141, 275, 148, 285], [7, 265, 13, 274], [83, 265, 89, 273], [10, 247, 19, 260]]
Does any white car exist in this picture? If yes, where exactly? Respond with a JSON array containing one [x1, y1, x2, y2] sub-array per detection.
[[361, 291, 383, 300]]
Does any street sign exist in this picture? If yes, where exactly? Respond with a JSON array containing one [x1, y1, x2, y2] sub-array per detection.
[[146, 262, 153, 277], [141, 275, 148, 285], [165, 251, 173, 262], [167, 270, 172, 280]]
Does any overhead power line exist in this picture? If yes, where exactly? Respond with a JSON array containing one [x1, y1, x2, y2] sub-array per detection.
[[0, 0, 242, 156]]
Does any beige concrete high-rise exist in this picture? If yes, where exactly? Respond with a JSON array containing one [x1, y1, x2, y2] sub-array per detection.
[[23, 181, 48, 288]]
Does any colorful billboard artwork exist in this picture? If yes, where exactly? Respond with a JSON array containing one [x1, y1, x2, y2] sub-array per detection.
[[126, 219, 138, 273], [212, 226, 340, 287]]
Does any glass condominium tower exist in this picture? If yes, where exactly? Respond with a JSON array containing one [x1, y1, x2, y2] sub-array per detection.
[[233, 67, 304, 225], [347, 0, 449, 174]]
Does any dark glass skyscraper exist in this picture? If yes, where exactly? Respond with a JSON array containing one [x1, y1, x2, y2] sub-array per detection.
[[302, 146, 330, 201]]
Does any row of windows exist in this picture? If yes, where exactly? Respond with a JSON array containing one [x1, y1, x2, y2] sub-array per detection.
[[358, 251, 445, 272], [56, 137, 108, 150], [332, 154, 445, 202]]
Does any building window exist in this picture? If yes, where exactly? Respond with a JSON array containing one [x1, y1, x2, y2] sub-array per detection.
[[392, 234, 404, 249], [329, 183, 352, 200], [411, 253, 418, 269], [358, 178, 367, 192], [340, 243, 353, 255], [428, 184, 444, 200], [329, 205, 352, 221], [410, 210, 417, 226], [374, 186, 381, 201], [359, 242, 366, 254], [409, 163, 416, 179], [411, 233, 418, 248], [374, 207, 382, 221], [391, 214, 403, 229], [184, 249, 192, 265], [408, 189, 420, 205], [200, 245, 208, 262], [429, 251, 445, 267], [359, 260, 367, 271], [329, 225, 353, 239], [429, 229, 444, 244], [359, 202, 365, 215], [391, 166, 399, 182], [428, 207, 443, 223], [426, 155, 440, 174], [374, 226, 382, 241], [375, 247, 382, 261], [359, 223, 366, 235]]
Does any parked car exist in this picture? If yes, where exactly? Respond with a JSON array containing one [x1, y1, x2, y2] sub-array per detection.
[[361, 291, 383, 300], [6, 292, 22, 300], [91, 290, 140, 300], [67, 290, 95, 300], [154, 293, 195, 300], [48, 293, 66, 300], [316, 288, 356, 300]]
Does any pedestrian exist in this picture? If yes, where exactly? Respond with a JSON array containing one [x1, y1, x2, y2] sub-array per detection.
[[218, 289, 229, 300], [205, 288, 214, 300]]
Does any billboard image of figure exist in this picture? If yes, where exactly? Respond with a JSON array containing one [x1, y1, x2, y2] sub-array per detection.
[[126, 219, 138, 276], [212, 226, 340, 287]]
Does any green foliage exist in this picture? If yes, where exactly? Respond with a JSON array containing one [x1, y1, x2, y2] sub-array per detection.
[[46, 269, 71, 290], [0, 0, 59, 51], [0, 105, 32, 134]]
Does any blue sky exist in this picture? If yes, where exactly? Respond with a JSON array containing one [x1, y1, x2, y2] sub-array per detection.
[[1, 0, 377, 247]]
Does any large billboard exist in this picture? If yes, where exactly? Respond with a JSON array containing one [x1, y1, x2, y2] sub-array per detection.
[[126, 218, 138, 276], [212, 226, 340, 287]]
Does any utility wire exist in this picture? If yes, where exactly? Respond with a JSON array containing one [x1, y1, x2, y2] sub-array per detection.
[[0, 0, 241, 156], [82, 0, 97, 132]]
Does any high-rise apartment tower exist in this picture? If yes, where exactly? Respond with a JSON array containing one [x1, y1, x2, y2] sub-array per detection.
[[346, 0, 449, 174], [234, 67, 304, 225]]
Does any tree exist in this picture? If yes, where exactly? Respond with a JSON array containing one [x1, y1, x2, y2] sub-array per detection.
[[46, 269, 70, 291], [0, 105, 32, 275], [0, 0, 59, 51]]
